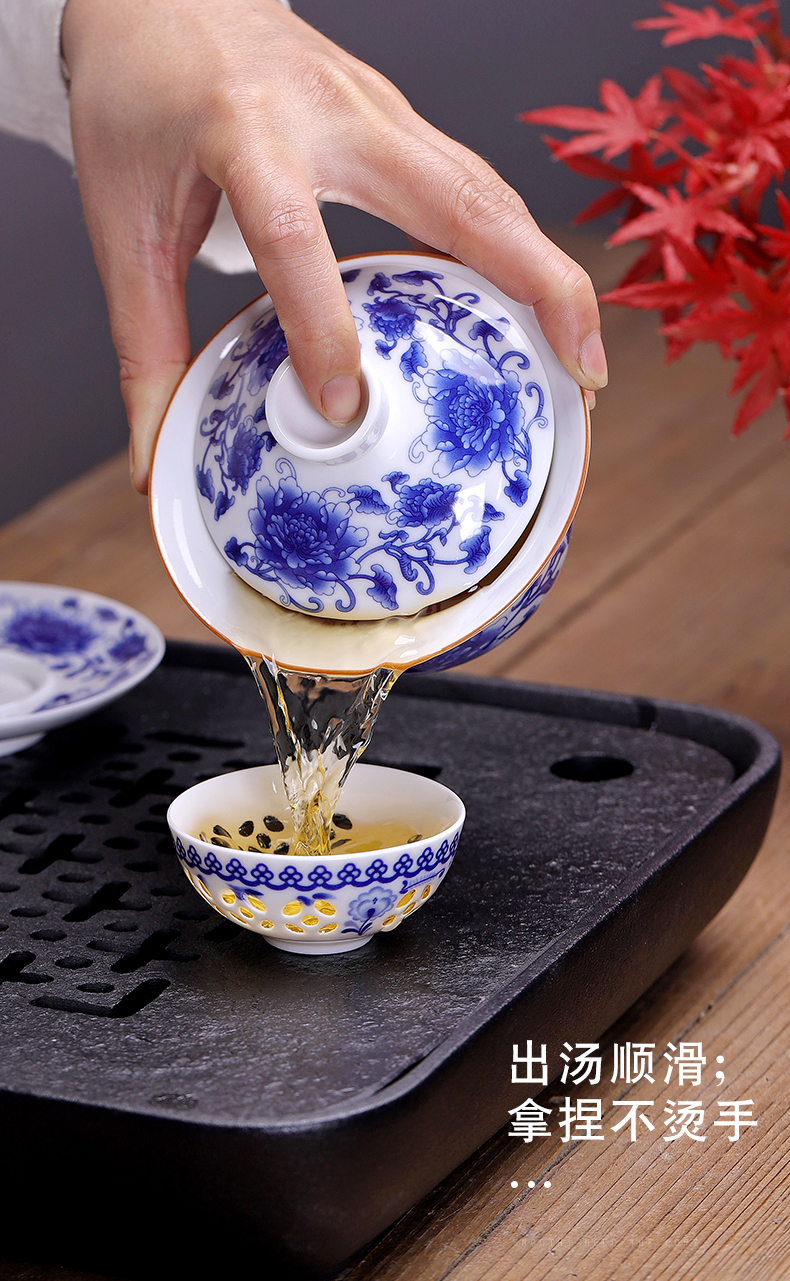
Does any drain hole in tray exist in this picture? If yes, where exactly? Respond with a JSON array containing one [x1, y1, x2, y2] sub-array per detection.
[[205, 921, 240, 943], [33, 977, 170, 1018], [0, 788, 40, 821], [0, 950, 52, 984], [19, 833, 87, 876], [551, 754, 635, 783], [365, 760, 443, 779]]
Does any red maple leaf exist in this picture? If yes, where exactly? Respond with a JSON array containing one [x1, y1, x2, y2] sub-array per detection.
[[696, 62, 790, 171], [661, 65, 716, 123], [661, 53, 790, 216], [615, 240, 667, 290], [521, 0, 790, 436], [543, 140, 685, 224], [660, 300, 749, 360], [608, 182, 753, 247], [663, 256, 790, 432], [520, 77, 669, 161], [756, 189, 790, 265], [724, 257, 790, 383], [663, 57, 790, 198], [601, 240, 733, 311], [730, 353, 787, 434], [634, 1, 776, 45], [717, 50, 790, 88], [602, 240, 736, 357]]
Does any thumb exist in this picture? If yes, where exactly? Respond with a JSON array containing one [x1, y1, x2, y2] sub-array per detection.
[[79, 193, 194, 492], [109, 268, 191, 494]]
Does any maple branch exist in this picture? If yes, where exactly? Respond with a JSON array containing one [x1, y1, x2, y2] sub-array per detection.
[[520, 0, 790, 436]]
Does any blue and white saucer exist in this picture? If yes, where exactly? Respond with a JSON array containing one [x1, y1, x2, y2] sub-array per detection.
[[0, 583, 165, 755]]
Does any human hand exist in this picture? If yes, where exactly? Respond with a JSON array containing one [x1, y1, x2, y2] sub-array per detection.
[[61, 0, 607, 493]]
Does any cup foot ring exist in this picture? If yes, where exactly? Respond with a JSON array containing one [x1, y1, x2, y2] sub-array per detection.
[[265, 935, 372, 955]]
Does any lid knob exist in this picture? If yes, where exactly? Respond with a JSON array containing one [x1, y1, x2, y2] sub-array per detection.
[[265, 356, 388, 462]]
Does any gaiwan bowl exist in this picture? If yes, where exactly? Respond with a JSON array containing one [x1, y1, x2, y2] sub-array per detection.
[[152, 251, 589, 675], [167, 764, 465, 955]]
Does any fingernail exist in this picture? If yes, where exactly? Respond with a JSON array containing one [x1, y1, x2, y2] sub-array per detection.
[[583, 388, 596, 411], [321, 375, 362, 425], [579, 331, 608, 388]]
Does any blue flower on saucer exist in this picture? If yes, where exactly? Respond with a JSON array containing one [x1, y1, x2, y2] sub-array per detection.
[[4, 608, 96, 656], [108, 631, 149, 662]]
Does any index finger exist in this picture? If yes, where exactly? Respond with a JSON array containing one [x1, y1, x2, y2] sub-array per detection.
[[314, 117, 607, 391]]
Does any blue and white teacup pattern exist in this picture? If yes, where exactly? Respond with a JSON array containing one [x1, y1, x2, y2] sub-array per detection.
[[168, 763, 466, 955]]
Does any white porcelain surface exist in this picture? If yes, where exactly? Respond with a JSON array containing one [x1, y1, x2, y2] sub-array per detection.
[[193, 258, 555, 619], [168, 763, 465, 954], [0, 650, 58, 716], [151, 253, 589, 675], [0, 583, 165, 754]]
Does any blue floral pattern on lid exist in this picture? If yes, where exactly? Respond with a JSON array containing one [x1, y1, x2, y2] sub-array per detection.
[[196, 311, 283, 521], [365, 271, 543, 505], [223, 462, 506, 613], [194, 262, 555, 619]]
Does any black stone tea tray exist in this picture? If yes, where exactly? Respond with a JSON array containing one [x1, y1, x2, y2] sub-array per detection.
[[0, 642, 779, 1279]]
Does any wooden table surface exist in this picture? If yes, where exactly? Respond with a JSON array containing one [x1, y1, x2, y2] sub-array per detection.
[[0, 234, 788, 1281]]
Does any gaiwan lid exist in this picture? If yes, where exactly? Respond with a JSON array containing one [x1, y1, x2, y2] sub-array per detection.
[[194, 255, 555, 620]]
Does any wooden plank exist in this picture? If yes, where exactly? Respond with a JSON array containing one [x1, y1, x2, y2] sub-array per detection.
[[0, 453, 216, 645], [492, 447, 790, 751]]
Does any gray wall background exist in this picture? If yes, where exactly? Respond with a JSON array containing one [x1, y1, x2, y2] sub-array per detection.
[[0, 0, 729, 523]]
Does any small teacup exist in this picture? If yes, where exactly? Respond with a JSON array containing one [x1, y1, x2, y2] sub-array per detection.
[[167, 764, 465, 954]]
